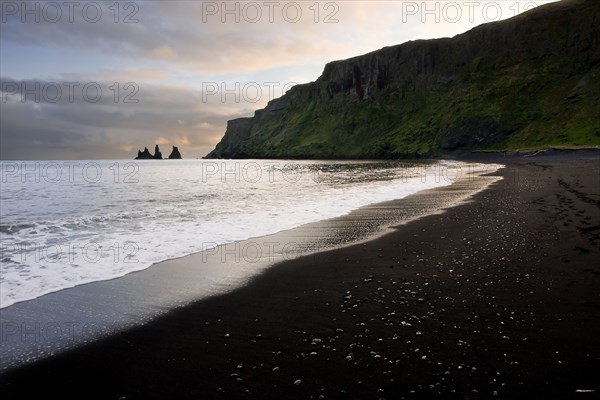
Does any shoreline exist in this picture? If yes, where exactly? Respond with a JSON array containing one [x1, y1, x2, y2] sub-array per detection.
[[0, 161, 501, 371], [0, 159, 487, 310], [1, 152, 599, 399]]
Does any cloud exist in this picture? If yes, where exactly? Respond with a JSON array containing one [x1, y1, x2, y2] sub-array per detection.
[[195, 122, 213, 129], [85, 68, 172, 82], [0, 1, 410, 74], [151, 45, 177, 60], [154, 137, 170, 145], [176, 135, 191, 146], [115, 144, 134, 153], [0, 76, 236, 159]]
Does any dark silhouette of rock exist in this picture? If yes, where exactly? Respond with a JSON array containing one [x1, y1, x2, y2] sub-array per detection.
[[168, 146, 182, 159], [135, 144, 183, 159], [135, 147, 153, 159], [153, 145, 162, 159]]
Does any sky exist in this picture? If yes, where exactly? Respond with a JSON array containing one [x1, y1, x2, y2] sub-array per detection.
[[0, 0, 558, 160]]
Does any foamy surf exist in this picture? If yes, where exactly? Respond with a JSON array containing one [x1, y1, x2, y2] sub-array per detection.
[[0, 159, 498, 308]]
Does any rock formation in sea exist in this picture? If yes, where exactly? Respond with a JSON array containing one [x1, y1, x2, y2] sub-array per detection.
[[135, 147, 153, 159], [135, 144, 165, 159], [206, 0, 599, 159], [168, 146, 182, 159], [153, 145, 162, 159]]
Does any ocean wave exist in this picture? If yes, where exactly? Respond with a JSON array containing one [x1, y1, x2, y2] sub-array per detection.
[[0, 159, 487, 308]]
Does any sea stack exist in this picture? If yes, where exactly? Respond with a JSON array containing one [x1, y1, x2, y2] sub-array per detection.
[[135, 144, 164, 159], [168, 146, 182, 159], [135, 147, 153, 159], [135, 145, 183, 159], [153, 145, 162, 159]]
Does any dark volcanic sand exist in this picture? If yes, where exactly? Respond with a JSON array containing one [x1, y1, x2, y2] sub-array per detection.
[[1, 154, 599, 399]]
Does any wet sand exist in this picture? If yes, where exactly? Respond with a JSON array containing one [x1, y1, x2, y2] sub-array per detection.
[[0, 152, 598, 399], [0, 162, 500, 371]]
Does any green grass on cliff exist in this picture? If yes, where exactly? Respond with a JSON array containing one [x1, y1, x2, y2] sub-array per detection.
[[244, 60, 599, 158], [208, 0, 600, 159]]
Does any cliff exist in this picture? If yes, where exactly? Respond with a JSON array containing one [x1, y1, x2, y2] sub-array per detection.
[[206, 0, 600, 159]]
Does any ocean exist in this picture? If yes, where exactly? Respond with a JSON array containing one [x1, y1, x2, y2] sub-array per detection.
[[1, 159, 489, 309]]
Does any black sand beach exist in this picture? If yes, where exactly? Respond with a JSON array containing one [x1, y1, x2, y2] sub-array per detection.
[[1, 153, 598, 399]]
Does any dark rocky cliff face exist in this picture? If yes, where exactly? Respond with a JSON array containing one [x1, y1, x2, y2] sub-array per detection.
[[207, 0, 600, 159]]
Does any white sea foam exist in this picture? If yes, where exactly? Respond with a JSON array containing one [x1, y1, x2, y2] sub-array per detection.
[[0, 159, 489, 308]]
